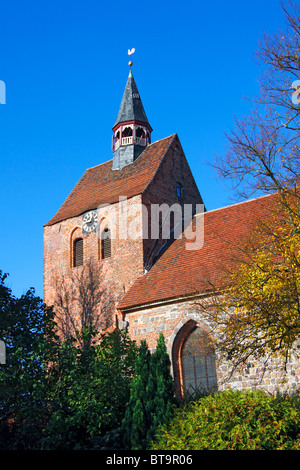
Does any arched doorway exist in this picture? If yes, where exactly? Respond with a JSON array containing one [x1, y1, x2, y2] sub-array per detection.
[[172, 320, 218, 399]]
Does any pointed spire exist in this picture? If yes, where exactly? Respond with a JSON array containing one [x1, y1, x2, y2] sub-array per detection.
[[113, 70, 151, 130], [112, 68, 152, 171]]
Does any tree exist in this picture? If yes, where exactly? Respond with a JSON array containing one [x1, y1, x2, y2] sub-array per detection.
[[53, 258, 113, 344], [215, 1, 300, 203], [204, 1, 300, 372], [0, 270, 58, 449], [122, 340, 150, 450], [122, 333, 174, 450], [43, 327, 137, 449], [145, 333, 174, 444], [199, 197, 300, 375], [0, 270, 137, 450]]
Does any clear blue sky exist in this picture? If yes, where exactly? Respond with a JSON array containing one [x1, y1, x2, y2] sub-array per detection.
[[0, 0, 287, 299]]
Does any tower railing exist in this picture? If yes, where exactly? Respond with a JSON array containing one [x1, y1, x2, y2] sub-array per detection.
[[135, 136, 146, 146], [122, 136, 133, 145], [114, 135, 148, 151]]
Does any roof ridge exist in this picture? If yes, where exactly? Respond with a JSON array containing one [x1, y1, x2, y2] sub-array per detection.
[[118, 191, 280, 311], [86, 158, 112, 171], [44, 134, 177, 227], [198, 192, 276, 217], [85, 135, 176, 173]]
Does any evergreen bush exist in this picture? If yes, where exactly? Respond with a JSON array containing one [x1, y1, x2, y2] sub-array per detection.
[[122, 333, 175, 450], [151, 389, 300, 450]]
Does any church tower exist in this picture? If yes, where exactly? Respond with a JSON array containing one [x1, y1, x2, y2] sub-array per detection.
[[112, 68, 153, 170], [44, 63, 204, 338], [43, 60, 300, 401]]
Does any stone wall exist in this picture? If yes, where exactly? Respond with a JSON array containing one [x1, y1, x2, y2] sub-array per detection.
[[123, 299, 300, 396]]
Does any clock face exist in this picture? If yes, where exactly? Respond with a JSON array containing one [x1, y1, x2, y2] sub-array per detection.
[[82, 210, 98, 233]]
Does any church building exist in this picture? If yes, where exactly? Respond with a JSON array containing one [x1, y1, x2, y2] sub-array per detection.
[[44, 67, 300, 399]]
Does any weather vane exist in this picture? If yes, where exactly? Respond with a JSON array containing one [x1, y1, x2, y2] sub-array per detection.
[[128, 48, 135, 67]]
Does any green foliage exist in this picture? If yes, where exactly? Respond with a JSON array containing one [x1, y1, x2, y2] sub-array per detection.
[[0, 270, 138, 449], [151, 389, 300, 450], [122, 333, 175, 450], [43, 328, 137, 449], [122, 340, 150, 450], [0, 271, 58, 449], [145, 333, 174, 444]]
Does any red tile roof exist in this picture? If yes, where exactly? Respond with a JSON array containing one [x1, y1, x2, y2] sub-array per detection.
[[45, 134, 176, 226], [118, 193, 279, 310]]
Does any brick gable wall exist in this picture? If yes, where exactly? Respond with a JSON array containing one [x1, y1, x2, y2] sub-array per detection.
[[142, 135, 204, 269], [44, 194, 145, 328], [43, 134, 204, 332]]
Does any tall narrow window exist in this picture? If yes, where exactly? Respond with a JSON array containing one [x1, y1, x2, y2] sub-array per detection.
[[177, 182, 183, 198], [181, 327, 217, 396], [101, 228, 111, 259], [73, 238, 83, 267]]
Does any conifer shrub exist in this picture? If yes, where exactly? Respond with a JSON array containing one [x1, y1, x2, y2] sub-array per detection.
[[151, 389, 300, 450], [122, 333, 175, 450]]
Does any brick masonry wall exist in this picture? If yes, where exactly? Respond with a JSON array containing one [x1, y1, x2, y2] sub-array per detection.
[[142, 136, 204, 268], [44, 136, 300, 396], [123, 299, 300, 395], [44, 136, 204, 330], [44, 194, 145, 324]]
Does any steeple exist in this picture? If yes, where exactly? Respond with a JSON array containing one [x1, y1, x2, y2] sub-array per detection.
[[112, 68, 152, 170]]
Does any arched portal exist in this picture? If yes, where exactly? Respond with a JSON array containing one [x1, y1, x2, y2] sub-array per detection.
[[171, 320, 218, 399]]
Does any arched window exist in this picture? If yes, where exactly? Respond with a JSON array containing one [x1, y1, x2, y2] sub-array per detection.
[[121, 126, 133, 146], [101, 228, 111, 259], [136, 126, 146, 138], [181, 327, 217, 396], [73, 238, 83, 267], [122, 126, 133, 137]]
